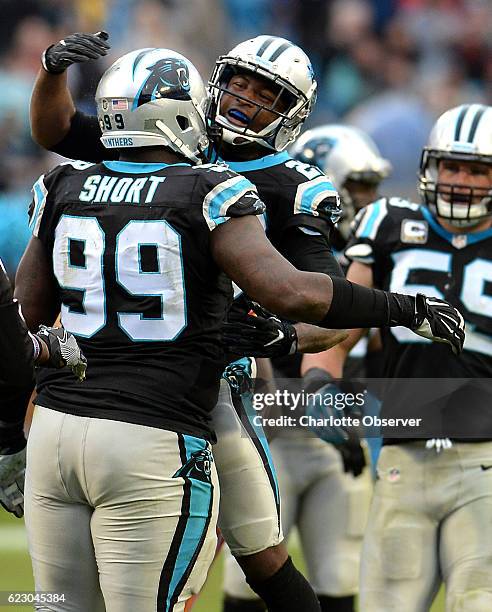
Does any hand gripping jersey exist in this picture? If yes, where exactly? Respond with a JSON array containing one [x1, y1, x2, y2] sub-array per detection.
[[346, 197, 492, 439], [28, 159, 264, 440]]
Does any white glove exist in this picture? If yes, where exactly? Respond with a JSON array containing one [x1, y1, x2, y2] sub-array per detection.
[[36, 325, 87, 381], [0, 447, 26, 518]]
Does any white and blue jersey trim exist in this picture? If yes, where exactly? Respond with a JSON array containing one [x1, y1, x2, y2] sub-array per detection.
[[355, 198, 388, 240], [202, 175, 259, 231], [159, 434, 214, 610], [294, 175, 339, 218], [29, 174, 48, 237]]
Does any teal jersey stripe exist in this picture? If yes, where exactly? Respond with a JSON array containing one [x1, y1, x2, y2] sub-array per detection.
[[224, 150, 290, 172], [103, 161, 190, 173], [166, 435, 212, 610], [29, 175, 47, 235], [205, 176, 256, 228], [299, 179, 337, 215]]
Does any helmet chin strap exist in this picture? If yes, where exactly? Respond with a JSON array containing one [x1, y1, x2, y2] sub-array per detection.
[[155, 119, 202, 163]]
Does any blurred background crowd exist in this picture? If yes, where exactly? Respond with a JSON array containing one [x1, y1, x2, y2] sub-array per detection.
[[0, 0, 491, 274]]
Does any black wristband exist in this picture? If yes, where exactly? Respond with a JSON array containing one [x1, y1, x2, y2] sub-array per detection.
[[320, 276, 391, 328], [319, 276, 416, 329], [387, 292, 416, 327]]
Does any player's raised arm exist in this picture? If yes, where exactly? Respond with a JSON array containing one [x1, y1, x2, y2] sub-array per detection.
[[30, 31, 110, 151], [30, 66, 76, 149]]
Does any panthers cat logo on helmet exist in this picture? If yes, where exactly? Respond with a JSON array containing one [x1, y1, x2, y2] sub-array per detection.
[[96, 48, 208, 163], [133, 57, 191, 109], [291, 134, 338, 170]]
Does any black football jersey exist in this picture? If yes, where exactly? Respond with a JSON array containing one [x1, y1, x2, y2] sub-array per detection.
[[224, 152, 343, 372], [346, 197, 492, 439], [223, 151, 341, 244], [52, 112, 342, 275], [29, 159, 264, 439], [52, 112, 345, 380]]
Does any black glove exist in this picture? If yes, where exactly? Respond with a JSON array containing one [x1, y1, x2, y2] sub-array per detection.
[[303, 368, 368, 477], [411, 293, 465, 355], [222, 302, 298, 358], [35, 325, 87, 381], [337, 436, 367, 478], [41, 31, 110, 74]]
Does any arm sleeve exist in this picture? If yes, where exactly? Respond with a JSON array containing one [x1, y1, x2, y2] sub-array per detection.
[[49, 110, 116, 162]]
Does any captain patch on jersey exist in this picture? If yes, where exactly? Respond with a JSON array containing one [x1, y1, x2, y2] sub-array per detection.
[[346, 196, 492, 439]]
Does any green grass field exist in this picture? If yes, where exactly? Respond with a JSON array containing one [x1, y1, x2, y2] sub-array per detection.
[[0, 512, 444, 611]]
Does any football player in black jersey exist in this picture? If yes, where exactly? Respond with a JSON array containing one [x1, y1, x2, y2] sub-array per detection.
[[223, 125, 392, 612], [238, 126, 389, 612], [305, 104, 492, 611], [28, 33, 465, 612], [0, 258, 85, 519]]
